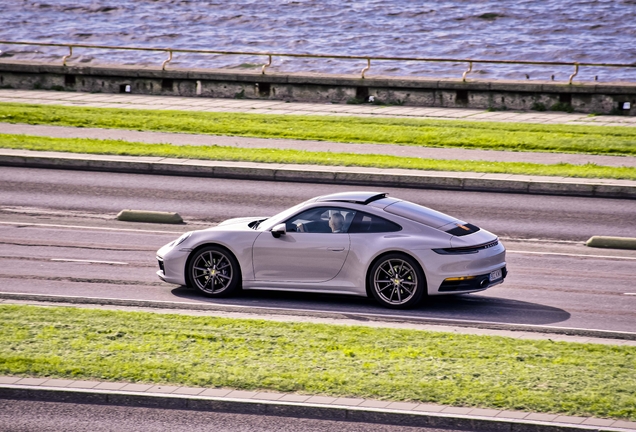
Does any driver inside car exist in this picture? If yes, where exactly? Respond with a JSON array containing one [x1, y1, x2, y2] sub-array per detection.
[[329, 213, 345, 233]]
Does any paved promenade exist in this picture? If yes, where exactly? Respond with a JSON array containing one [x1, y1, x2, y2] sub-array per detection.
[[3, 122, 636, 168], [1, 89, 636, 127]]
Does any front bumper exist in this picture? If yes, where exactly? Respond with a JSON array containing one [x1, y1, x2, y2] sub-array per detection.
[[156, 242, 190, 286]]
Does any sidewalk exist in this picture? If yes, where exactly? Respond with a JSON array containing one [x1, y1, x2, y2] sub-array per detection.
[[3, 122, 636, 168], [3, 375, 635, 431], [2, 89, 636, 127]]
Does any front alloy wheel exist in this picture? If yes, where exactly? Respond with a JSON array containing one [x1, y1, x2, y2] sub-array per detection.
[[369, 254, 425, 308], [187, 246, 240, 297]]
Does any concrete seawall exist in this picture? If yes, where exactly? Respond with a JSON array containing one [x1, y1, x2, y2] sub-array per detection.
[[1, 60, 635, 115]]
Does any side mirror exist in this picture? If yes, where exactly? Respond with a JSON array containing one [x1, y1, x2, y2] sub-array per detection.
[[271, 223, 286, 238]]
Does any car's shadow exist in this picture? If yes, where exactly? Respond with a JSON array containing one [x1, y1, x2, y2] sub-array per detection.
[[170, 286, 570, 326]]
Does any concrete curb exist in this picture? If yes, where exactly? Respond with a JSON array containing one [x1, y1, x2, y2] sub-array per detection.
[[3, 292, 636, 342], [116, 209, 183, 224], [0, 150, 635, 199], [1, 384, 634, 432], [586, 236, 636, 250]]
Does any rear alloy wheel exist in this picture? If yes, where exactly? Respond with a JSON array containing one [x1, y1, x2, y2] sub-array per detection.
[[187, 246, 240, 297], [369, 254, 425, 308]]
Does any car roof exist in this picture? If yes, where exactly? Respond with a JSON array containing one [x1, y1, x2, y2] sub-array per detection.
[[314, 191, 388, 205]]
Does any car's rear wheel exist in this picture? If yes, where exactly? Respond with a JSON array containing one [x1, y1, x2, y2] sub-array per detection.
[[187, 246, 240, 297], [369, 254, 425, 308]]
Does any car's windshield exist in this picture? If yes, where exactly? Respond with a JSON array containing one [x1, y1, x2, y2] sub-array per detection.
[[258, 200, 313, 231]]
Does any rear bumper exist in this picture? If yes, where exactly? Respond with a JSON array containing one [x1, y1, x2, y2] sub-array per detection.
[[438, 266, 507, 293]]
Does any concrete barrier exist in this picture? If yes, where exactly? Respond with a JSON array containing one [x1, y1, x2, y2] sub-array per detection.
[[116, 209, 183, 224], [0, 59, 634, 115], [586, 236, 636, 250]]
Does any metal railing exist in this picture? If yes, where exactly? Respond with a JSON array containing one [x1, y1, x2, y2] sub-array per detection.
[[1, 40, 635, 84]]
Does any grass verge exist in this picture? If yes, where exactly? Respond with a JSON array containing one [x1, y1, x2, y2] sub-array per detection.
[[1, 305, 635, 420], [2, 134, 635, 180], [1, 103, 636, 155]]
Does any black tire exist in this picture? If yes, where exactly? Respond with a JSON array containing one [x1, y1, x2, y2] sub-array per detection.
[[368, 253, 426, 309], [186, 245, 241, 297]]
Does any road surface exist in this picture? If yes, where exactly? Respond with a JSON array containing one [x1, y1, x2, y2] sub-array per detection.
[[1, 166, 635, 333]]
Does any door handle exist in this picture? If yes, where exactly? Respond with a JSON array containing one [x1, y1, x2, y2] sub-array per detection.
[[328, 247, 345, 252]]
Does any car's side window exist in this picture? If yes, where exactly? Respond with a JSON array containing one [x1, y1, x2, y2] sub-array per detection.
[[348, 212, 402, 233], [286, 207, 356, 233]]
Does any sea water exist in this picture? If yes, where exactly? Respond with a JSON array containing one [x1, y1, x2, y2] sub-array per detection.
[[2, 0, 635, 82]]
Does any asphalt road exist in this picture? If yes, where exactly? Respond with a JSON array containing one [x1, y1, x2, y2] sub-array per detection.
[[1, 166, 636, 241], [0, 166, 635, 333], [0, 399, 459, 432]]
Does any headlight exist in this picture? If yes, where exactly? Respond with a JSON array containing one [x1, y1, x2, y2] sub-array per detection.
[[173, 232, 192, 247]]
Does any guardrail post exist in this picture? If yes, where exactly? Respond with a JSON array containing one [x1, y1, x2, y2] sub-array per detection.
[[261, 54, 272, 75], [568, 63, 579, 85], [62, 46, 73, 67], [462, 61, 473, 82], [0, 40, 633, 84], [162, 50, 173, 71], [361, 58, 371, 79]]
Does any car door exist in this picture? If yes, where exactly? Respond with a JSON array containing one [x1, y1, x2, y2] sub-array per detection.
[[252, 207, 353, 283]]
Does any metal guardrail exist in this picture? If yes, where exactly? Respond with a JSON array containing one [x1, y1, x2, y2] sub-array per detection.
[[1, 40, 635, 84]]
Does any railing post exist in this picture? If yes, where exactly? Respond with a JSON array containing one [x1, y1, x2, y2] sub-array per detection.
[[360, 58, 371, 79], [568, 63, 579, 85], [62, 46, 73, 66], [261, 54, 272, 74], [462, 61, 473, 82], [0, 40, 633, 83], [162, 50, 173, 71]]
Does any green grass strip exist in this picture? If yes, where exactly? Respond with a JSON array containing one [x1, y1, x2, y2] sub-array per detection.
[[1, 102, 635, 156], [1, 305, 635, 420], [2, 134, 635, 180]]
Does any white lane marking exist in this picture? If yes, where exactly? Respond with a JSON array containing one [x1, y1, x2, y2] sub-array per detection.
[[624, 293, 636, 296], [500, 237, 581, 245], [508, 250, 636, 261], [51, 258, 129, 265], [0, 221, 182, 234], [1, 222, 634, 261]]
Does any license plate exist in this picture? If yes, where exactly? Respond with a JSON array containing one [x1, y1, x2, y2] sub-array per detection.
[[489, 269, 503, 282]]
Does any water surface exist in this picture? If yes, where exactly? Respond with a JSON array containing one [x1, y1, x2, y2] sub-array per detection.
[[2, 0, 635, 82]]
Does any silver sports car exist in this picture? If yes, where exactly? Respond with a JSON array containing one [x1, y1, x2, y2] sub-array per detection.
[[157, 191, 507, 308]]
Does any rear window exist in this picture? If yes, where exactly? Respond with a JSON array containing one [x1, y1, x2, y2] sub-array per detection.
[[384, 200, 457, 228], [348, 212, 401, 233]]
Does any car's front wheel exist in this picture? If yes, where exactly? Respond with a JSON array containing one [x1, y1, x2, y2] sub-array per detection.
[[369, 254, 425, 308], [186, 246, 241, 297]]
